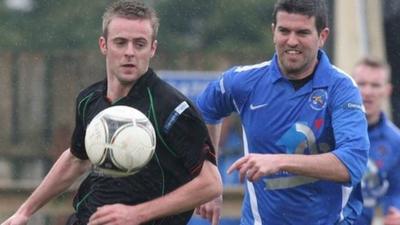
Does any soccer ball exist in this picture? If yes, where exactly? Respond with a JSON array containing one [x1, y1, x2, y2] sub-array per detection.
[[85, 106, 156, 177]]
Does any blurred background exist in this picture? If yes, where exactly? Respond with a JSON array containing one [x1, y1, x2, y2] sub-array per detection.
[[0, 0, 399, 224]]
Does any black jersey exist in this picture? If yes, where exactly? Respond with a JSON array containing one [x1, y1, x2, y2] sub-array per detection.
[[70, 68, 216, 225]]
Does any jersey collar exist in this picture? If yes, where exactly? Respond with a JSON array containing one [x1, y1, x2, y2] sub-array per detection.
[[368, 112, 387, 131], [101, 68, 157, 101], [126, 68, 156, 97], [269, 49, 333, 89]]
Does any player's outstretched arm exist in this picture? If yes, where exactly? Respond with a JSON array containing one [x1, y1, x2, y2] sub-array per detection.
[[228, 152, 349, 183], [1, 149, 91, 225], [88, 159, 223, 225]]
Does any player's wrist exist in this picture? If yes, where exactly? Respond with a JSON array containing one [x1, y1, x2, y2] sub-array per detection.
[[129, 205, 150, 224], [15, 205, 33, 220], [275, 154, 289, 172]]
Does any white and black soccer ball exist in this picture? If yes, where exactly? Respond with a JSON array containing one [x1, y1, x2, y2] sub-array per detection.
[[85, 106, 156, 177]]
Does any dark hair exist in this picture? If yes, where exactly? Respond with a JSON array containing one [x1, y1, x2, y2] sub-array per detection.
[[272, 0, 328, 33], [102, 0, 159, 40]]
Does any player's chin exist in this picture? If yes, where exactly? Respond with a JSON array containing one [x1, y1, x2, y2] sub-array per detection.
[[118, 74, 140, 85], [363, 104, 376, 114]]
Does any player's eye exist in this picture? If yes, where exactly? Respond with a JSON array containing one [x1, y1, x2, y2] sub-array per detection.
[[136, 43, 145, 48], [135, 41, 147, 49], [371, 83, 383, 88], [278, 28, 290, 35], [297, 30, 311, 36], [113, 39, 127, 46], [357, 82, 366, 87]]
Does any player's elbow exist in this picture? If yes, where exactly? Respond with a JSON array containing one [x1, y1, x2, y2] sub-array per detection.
[[329, 153, 351, 183], [60, 149, 90, 181], [337, 168, 350, 183]]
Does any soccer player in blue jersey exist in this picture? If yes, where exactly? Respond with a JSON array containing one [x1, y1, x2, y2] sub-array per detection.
[[352, 57, 400, 225], [196, 0, 369, 224]]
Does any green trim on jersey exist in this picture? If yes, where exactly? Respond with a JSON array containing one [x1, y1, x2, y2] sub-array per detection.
[[147, 87, 178, 157], [77, 92, 95, 126]]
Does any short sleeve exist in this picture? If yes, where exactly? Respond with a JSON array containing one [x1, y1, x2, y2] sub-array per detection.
[[162, 101, 216, 176], [70, 94, 89, 160], [197, 70, 237, 124], [330, 78, 369, 186]]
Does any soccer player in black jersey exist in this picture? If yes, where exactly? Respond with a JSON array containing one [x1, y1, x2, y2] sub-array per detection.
[[1, 1, 222, 225]]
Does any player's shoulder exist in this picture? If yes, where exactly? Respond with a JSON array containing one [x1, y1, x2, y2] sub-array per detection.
[[150, 74, 197, 113], [380, 119, 400, 159], [151, 74, 189, 103], [316, 50, 357, 88], [329, 65, 358, 88], [220, 60, 273, 94], [382, 117, 400, 140], [77, 79, 104, 101], [224, 60, 272, 80]]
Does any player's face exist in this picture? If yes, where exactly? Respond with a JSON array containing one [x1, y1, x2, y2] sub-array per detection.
[[272, 12, 329, 79], [353, 65, 391, 123], [99, 17, 157, 85]]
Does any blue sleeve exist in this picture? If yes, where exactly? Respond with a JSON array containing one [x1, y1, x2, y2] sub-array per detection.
[[330, 78, 369, 187], [382, 155, 400, 213], [196, 69, 237, 124]]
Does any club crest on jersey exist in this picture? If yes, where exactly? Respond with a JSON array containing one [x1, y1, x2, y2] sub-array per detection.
[[309, 89, 328, 111]]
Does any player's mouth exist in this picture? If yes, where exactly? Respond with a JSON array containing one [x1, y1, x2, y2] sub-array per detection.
[[121, 63, 136, 68], [362, 99, 374, 107], [285, 49, 302, 55], [120, 64, 137, 74], [283, 49, 302, 63]]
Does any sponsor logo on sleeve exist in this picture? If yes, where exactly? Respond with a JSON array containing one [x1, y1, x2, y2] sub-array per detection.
[[343, 102, 365, 112]]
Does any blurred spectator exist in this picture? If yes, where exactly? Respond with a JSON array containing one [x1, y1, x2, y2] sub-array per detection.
[[352, 57, 400, 225]]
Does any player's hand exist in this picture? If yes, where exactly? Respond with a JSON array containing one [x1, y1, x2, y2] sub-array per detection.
[[1, 214, 29, 225], [88, 204, 142, 225], [227, 153, 281, 182], [195, 195, 222, 225], [384, 207, 400, 225]]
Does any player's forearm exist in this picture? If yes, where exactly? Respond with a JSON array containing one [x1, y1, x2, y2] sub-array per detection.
[[134, 160, 222, 223], [16, 149, 90, 217], [206, 123, 222, 157], [279, 152, 350, 182]]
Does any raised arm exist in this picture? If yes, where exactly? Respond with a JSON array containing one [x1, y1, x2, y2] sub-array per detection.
[[1, 149, 91, 225]]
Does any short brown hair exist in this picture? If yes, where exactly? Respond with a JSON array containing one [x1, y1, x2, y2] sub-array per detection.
[[102, 0, 159, 41], [355, 56, 391, 80]]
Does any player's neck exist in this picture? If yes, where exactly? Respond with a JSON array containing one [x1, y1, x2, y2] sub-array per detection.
[[283, 60, 318, 80], [367, 113, 381, 126], [107, 80, 134, 103]]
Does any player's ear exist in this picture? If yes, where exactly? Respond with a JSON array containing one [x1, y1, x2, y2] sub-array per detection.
[[271, 23, 276, 44], [99, 36, 107, 55], [150, 40, 157, 58], [318, 27, 330, 48]]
